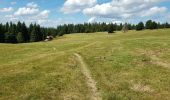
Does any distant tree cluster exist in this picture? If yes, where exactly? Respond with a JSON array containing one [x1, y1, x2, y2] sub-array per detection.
[[0, 20, 170, 43], [56, 23, 136, 35], [136, 20, 170, 31], [57, 20, 170, 34], [0, 22, 58, 43]]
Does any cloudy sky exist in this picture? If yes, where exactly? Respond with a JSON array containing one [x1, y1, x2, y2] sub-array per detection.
[[0, 0, 170, 27]]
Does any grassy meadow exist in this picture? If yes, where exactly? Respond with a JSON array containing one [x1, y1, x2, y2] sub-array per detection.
[[0, 29, 170, 100]]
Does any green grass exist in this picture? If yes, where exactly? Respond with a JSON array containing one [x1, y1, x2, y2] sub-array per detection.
[[0, 29, 170, 100]]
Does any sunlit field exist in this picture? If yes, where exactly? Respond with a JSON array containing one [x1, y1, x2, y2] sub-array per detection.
[[0, 29, 170, 100]]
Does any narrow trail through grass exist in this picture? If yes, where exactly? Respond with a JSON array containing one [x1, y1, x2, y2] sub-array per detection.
[[1, 29, 170, 99], [74, 53, 101, 100]]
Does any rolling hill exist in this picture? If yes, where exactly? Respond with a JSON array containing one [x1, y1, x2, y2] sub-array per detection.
[[0, 29, 170, 100]]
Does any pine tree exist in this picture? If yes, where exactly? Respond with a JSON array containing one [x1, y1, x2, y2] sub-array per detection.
[[0, 32, 5, 43], [152, 21, 158, 29], [117, 23, 123, 31], [30, 27, 37, 42], [136, 22, 144, 31], [17, 21, 22, 33], [157, 22, 161, 29], [21, 22, 29, 42], [17, 32, 25, 43], [36, 24, 43, 41], [29, 23, 34, 34], [108, 23, 115, 33], [5, 22, 9, 32], [5, 32, 17, 43], [0, 24, 5, 43], [58, 26, 66, 36], [146, 20, 153, 29]]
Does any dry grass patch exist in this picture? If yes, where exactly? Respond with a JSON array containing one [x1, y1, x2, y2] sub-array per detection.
[[135, 49, 170, 69], [131, 83, 154, 93]]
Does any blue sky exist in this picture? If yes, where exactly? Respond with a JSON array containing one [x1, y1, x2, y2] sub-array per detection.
[[0, 0, 170, 27]]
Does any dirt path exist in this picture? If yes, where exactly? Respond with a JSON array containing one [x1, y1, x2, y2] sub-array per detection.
[[74, 53, 102, 100]]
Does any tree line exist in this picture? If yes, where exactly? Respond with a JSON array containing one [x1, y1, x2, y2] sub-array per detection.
[[136, 20, 170, 31], [57, 20, 170, 34], [0, 20, 170, 43], [0, 22, 58, 43]]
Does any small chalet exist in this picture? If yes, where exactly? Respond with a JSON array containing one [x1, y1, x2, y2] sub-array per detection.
[[44, 36, 54, 42]]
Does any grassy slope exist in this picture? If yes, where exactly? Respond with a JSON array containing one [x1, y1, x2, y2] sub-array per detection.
[[0, 29, 170, 100]]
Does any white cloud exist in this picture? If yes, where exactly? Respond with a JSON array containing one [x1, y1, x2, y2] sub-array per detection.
[[168, 14, 170, 19], [112, 19, 123, 24], [37, 19, 48, 24], [83, 0, 165, 19], [142, 6, 167, 17], [83, 3, 120, 18], [14, 7, 39, 16], [4, 14, 18, 22], [29, 18, 70, 27], [5, 15, 14, 18], [61, 0, 96, 14], [34, 10, 50, 19], [87, 17, 124, 24], [5, 2, 52, 27], [27, 2, 38, 8], [14, 2, 40, 16], [88, 17, 96, 23], [0, 7, 13, 12]]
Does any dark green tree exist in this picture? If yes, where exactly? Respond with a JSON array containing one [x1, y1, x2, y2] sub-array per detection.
[[165, 22, 170, 28], [5, 32, 17, 43], [152, 21, 158, 29], [21, 22, 29, 42], [17, 32, 25, 43], [108, 23, 115, 33], [145, 20, 153, 29], [17, 21, 22, 33], [136, 22, 144, 31], [30, 27, 38, 42], [0, 32, 5, 43], [29, 23, 34, 34], [36, 24, 43, 41], [9, 22, 17, 34], [0, 24, 5, 43], [5, 22, 9, 32]]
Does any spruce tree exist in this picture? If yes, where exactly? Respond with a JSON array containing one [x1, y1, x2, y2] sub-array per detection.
[[29, 23, 34, 34], [36, 24, 43, 41], [17, 21, 22, 33], [152, 21, 158, 29], [136, 22, 144, 31], [108, 23, 115, 33], [165, 22, 170, 28], [5, 22, 9, 32], [17, 32, 25, 43], [30, 27, 37, 42], [21, 22, 29, 42], [0, 33, 5, 43], [0, 24, 5, 43], [5, 32, 17, 43], [146, 20, 153, 29]]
